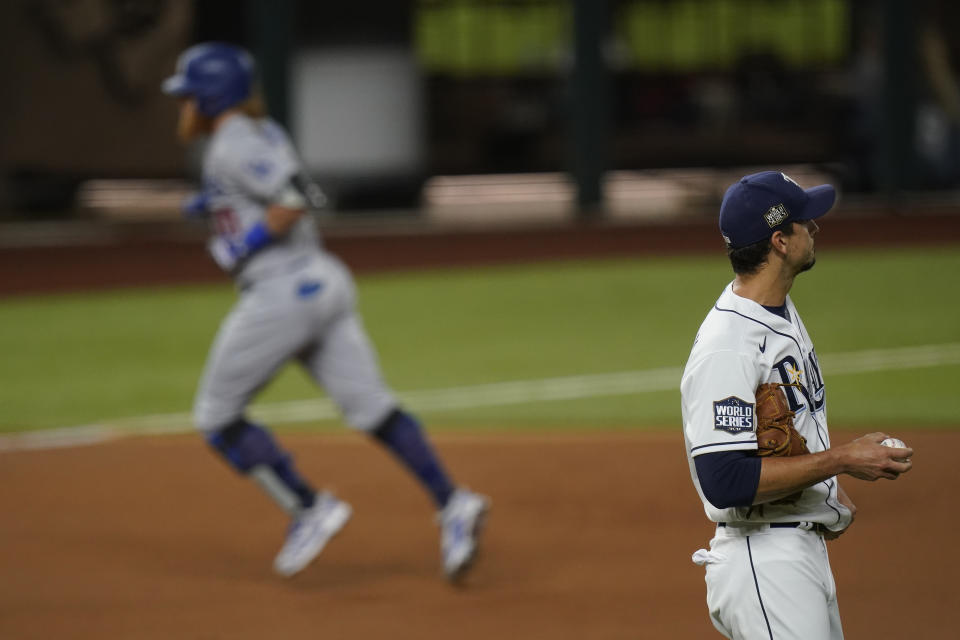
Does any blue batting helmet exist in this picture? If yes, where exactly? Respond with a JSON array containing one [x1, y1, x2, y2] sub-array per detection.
[[162, 42, 254, 118]]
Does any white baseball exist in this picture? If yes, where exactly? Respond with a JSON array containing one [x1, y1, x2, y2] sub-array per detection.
[[880, 437, 907, 449], [881, 437, 911, 462]]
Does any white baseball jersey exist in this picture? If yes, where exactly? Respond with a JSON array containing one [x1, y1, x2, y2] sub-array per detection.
[[683, 282, 849, 640], [681, 282, 852, 531]]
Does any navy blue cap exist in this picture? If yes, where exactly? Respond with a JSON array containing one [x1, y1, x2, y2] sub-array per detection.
[[719, 171, 836, 248]]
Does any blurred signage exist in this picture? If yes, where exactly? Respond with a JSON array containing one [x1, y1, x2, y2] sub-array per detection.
[[415, 0, 849, 75]]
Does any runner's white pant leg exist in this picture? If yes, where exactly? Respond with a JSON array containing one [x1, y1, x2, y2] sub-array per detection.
[[703, 529, 843, 640]]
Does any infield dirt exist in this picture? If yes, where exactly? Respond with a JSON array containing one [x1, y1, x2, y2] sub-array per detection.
[[0, 430, 954, 639]]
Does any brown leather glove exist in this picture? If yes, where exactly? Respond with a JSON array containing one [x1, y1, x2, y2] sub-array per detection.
[[754, 382, 810, 506], [755, 383, 809, 457]]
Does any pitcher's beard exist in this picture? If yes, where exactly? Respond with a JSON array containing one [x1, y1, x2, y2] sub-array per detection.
[[798, 256, 816, 273]]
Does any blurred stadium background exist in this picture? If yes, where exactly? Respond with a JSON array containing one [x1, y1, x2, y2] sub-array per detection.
[[2, 0, 959, 228], [1, 2, 959, 638]]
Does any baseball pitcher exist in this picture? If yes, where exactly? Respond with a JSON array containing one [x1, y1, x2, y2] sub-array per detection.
[[680, 171, 914, 638]]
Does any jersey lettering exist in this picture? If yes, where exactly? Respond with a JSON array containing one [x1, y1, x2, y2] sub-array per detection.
[[773, 356, 806, 411], [213, 208, 240, 236], [806, 349, 825, 411], [773, 354, 825, 412]]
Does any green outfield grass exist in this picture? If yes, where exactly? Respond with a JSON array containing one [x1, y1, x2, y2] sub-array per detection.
[[1, 246, 958, 433]]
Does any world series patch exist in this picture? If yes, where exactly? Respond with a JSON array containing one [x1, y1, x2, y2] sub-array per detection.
[[713, 396, 755, 434], [763, 203, 790, 228]]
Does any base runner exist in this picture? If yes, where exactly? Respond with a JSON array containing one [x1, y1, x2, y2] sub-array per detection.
[[162, 42, 489, 582]]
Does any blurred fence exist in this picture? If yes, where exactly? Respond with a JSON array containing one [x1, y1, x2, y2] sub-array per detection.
[[1, 0, 957, 220]]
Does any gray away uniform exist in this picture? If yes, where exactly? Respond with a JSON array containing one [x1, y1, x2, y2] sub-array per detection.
[[192, 114, 395, 433]]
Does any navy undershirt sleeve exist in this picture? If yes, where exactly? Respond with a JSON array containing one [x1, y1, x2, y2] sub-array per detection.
[[694, 450, 762, 509]]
